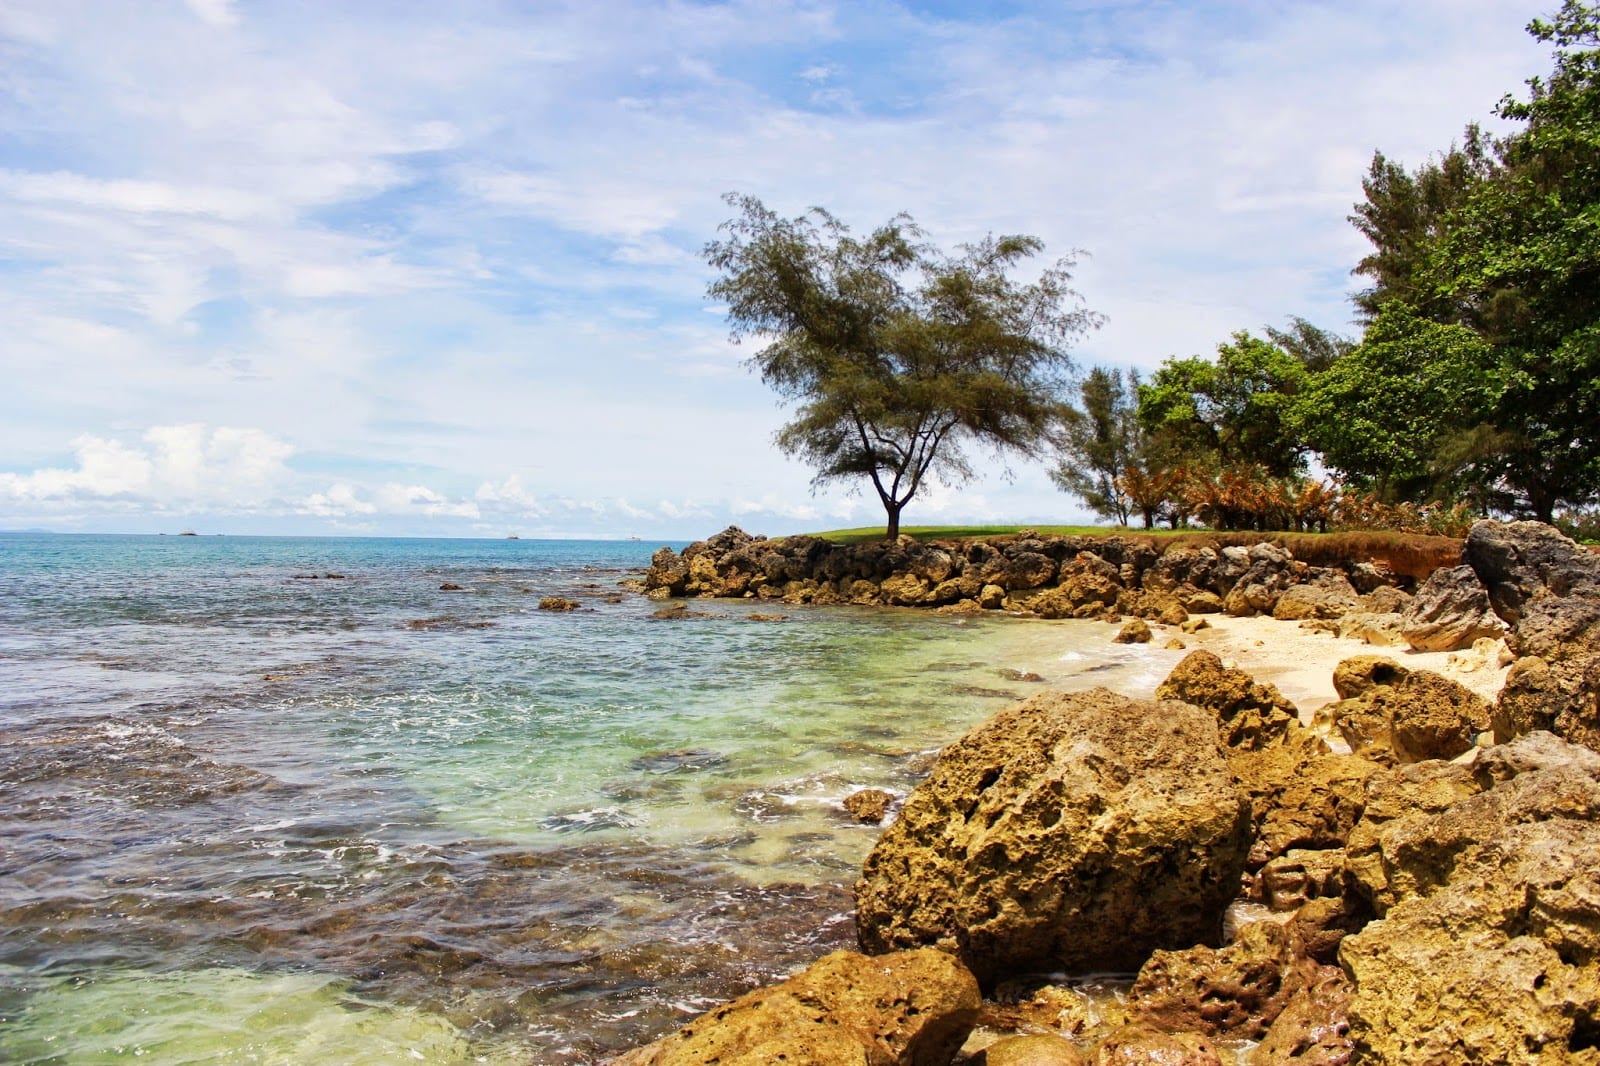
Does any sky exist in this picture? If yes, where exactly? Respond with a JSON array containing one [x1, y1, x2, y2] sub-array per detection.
[[0, 0, 1557, 540]]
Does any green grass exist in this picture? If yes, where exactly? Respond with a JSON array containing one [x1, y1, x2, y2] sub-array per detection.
[[801, 523, 1168, 544]]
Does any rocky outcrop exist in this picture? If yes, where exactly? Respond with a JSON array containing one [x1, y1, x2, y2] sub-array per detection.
[[643, 527, 1413, 621], [1326, 656, 1490, 765], [1129, 919, 1328, 1040], [608, 948, 980, 1066], [1466, 519, 1600, 659], [1399, 564, 1506, 651], [1338, 732, 1600, 1063], [1156, 651, 1374, 868], [854, 689, 1251, 987]]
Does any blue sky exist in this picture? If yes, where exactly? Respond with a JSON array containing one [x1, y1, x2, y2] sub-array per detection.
[[0, 0, 1553, 538]]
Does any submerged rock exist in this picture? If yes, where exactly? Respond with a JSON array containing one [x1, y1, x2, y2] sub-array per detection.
[[607, 947, 980, 1066], [854, 688, 1250, 986], [843, 789, 894, 825]]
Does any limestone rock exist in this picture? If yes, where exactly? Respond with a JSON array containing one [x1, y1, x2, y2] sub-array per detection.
[[1257, 849, 1347, 913], [1342, 760, 1483, 915], [1156, 650, 1301, 750], [1244, 972, 1353, 1066], [1273, 572, 1360, 622], [1130, 920, 1320, 1039], [843, 789, 895, 824], [538, 596, 581, 611], [1223, 544, 1298, 617], [1092, 1025, 1224, 1065], [1335, 611, 1405, 647], [609, 948, 980, 1066], [975, 1034, 1087, 1066], [1494, 651, 1600, 751], [854, 689, 1251, 986], [1399, 564, 1506, 652], [1113, 619, 1152, 644], [1327, 657, 1490, 764], [1465, 519, 1600, 655], [1341, 819, 1600, 1065]]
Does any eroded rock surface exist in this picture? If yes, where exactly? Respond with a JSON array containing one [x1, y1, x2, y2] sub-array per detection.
[[854, 689, 1250, 986], [608, 948, 980, 1066], [1399, 564, 1505, 652]]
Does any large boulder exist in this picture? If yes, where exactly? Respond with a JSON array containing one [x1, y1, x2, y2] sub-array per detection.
[[1338, 732, 1600, 1063], [1129, 920, 1326, 1040], [1157, 651, 1373, 867], [1223, 544, 1299, 617], [1465, 519, 1600, 660], [854, 689, 1251, 987], [1494, 653, 1600, 750], [608, 948, 980, 1066], [1399, 564, 1506, 652], [1327, 657, 1491, 765], [1273, 570, 1361, 622]]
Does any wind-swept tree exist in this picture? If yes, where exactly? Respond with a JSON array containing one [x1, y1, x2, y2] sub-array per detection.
[[1050, 366, 1144, 525], [705, 194, 1100, 538]]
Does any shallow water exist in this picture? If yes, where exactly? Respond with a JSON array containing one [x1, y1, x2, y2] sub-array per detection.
[[0, 533, 1184, 1062]]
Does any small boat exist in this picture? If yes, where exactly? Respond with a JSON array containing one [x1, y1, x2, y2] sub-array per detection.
[[178, 529, 198, 536], [506, 535, 520, 540]]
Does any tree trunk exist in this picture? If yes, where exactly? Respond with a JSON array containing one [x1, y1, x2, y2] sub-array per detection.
[[884, 501, 902, 540]]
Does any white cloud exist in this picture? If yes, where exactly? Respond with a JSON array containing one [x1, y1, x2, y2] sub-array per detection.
[[0, 424, 293, 508], [0, 0, 1558, 535]]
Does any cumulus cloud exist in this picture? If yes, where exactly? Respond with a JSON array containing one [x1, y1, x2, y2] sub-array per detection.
[[0, 424, 293, 509]]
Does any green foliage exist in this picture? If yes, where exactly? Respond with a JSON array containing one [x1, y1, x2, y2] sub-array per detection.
[[705, 194, 1100, 538], [1137, 331, 1309, 477], [1050, 366, 1144, 524], [1295, 304, 1500, 500], [1344, 1, 1600, 520]]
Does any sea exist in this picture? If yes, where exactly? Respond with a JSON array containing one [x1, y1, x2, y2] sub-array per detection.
[[0, 532, 1184, 1064]]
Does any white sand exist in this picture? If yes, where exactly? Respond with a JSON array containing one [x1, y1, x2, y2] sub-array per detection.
[[1176, 613, 1511, 717]]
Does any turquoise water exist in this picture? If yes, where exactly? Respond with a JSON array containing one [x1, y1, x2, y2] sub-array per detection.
[[0, 533, 1182, 1063]]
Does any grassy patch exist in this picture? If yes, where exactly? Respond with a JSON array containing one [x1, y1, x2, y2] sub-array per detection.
[[796, 524, 1463, 579]]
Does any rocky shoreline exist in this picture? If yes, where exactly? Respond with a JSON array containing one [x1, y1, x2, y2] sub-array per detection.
[[614, 520, 1600, 1065]]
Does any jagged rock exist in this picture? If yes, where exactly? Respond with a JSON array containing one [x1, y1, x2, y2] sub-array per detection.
[[843, 789, 894, 825], [1004, 551, 1059, 590], [974, 1034, 1086, 1066], [1223, 544, 1299, 617], [1130, 920, 1323, 1039], [1179, 617, 1211, 634], [1336, 611, 1406, 647], [1257, 849, 1347, 912], [1399, 564, 1506, 652], [1341, 819, 1600, 1064], [1119, 590, 1189, 625], [1284, 895, 1372, 966], [1346, 560, 1397, 595], [1092, 1025, 1225, 1065], [880, 573, 933, 606], [1144, 546, 1223, 596], [608, 948, 980, 1066], [1466, 519, 1600, 655], [1156, 650, 1300, 750], [1113, 619, 1153, 644], [1327, 657, 1490, 765], [1245, 972, 1354, 1066], [1157, 651, 1370, 866], [1337, 733, 1600, 1062], [854, 689, 1250, 987], [1273, 571, 1360, 622], [538, 596, 581, 612], [1180, 588, 1226, 614], [1360, 585, 1413, 614]]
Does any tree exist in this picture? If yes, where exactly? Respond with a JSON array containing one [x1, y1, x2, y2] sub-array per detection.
[[1294, 303, 1500, 501], [1346, 1, 1600, 520], [705, 194, 1100, 538], [1050, 366, 1143, 524], [1137, 331, 1310, 477]]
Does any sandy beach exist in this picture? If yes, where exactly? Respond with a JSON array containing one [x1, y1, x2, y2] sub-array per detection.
[[1179, 612, 1510, 714]]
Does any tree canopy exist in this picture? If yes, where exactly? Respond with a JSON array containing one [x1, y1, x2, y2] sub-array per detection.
[[1344, 0, 1600, 520], [705, 194, 1099, 537], [1050, 366, 1144, 525]]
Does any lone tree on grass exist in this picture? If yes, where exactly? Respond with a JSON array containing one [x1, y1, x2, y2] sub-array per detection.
[[705, 194, 1100, 538]]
